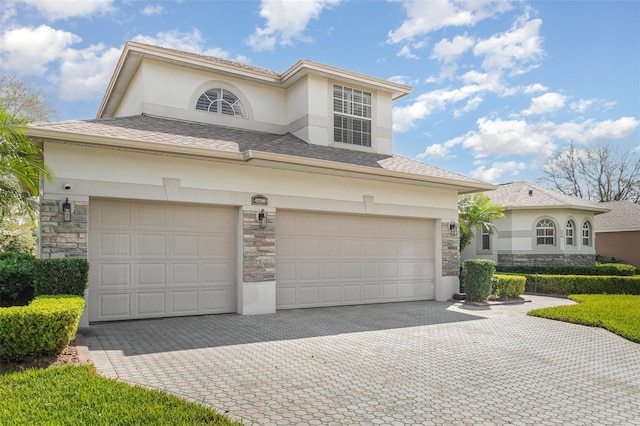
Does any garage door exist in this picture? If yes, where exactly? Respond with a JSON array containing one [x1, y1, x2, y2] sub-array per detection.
[[88, 199, 236, 322], [276, 210, 434, 309]]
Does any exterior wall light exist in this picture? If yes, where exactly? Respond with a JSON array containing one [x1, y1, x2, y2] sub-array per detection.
[[62, 198, 72, 222], [257, 209, 267, 229], [449, 221, 457, 236]]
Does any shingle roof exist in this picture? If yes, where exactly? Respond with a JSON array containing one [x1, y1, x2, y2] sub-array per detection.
[[594, 201, 640, 231], [484, 181, 609, 213], [30, 114, 487, 187]]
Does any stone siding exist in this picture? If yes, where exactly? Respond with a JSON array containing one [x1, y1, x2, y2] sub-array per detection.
[[243, 209, 276, 282], [498, 253, 596, 267], [39, 199, 88, 259], [442, 223, 460, 276]]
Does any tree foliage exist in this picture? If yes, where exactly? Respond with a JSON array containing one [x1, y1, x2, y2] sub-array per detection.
[[458, 193, 505, 252], [541, 142, 640, 203]]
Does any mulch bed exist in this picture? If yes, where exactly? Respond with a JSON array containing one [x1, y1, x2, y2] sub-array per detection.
[[0, 341, 81, 374]]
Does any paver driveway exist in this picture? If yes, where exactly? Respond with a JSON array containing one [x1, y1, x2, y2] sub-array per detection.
[[85, 295, 640, 425]]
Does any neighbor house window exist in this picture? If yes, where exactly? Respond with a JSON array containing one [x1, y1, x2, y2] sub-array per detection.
[[481, 224, 491, 251], [333, 85, 372, 147], [566, 220, 575, 246], [196, 88, 246, 117], [536, 219, 555, 245], [582, 221, 592, 246]]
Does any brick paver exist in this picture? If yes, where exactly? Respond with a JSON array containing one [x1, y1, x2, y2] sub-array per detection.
[[85, 296, 640, 425]]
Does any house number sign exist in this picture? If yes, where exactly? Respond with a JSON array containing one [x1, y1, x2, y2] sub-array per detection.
[[251, 195, 268, 206]]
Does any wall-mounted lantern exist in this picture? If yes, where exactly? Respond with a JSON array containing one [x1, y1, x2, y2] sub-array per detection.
[[62, 198, 72, 222], [257, 209, 267, 229], [449, 221, 457, 236]]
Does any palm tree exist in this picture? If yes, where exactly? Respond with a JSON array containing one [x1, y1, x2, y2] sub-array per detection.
[[0, 108, 53, 221], [458, 193, 504, 252]]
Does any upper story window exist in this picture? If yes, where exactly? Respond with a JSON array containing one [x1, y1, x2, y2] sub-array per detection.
[[536, 219, 555, 246], [196, 88, 246, 118], [582, 221, 592, 246], [566, 220, 575, 246], [333, 85, 372, 147], [481, 224, 491, 251]]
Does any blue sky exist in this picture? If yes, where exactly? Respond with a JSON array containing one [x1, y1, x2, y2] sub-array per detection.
[[1, 0, 638, 184]]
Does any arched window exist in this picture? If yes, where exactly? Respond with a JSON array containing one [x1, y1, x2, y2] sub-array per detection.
[[536, 219, 555, 245], [196, 88, 246, 118], [566, 220, 575, 246], [582, 221, 592, 246]]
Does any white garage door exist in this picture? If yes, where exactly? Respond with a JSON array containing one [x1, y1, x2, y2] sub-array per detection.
[[88, 199, 236, 322], [276, 210, 435, 309]]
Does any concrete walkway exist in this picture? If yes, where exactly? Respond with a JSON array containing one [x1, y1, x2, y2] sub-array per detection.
[[83, 295, 640, 425]]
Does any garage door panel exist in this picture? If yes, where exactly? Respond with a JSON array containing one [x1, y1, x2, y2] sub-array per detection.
[[89, 199, 236, 322], [277, 211, 434, 309]]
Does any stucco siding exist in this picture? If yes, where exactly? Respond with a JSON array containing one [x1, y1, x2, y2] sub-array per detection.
[[596, 230, 640, 268]]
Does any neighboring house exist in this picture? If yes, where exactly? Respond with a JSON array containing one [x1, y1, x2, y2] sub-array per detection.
[[462, 181, 609, 266], [28, 41, 493, 324], [594, 201, 640, 268]]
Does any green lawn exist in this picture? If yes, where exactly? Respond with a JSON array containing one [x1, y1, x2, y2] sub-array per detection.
[[0, 365, 243, 425], [528, 294, 640, 343]]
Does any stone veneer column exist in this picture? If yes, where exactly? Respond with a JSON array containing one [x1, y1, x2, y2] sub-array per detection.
[[238, 207, 276, 314], [441, 222, 460, 277], [39, 199, 88, 259]]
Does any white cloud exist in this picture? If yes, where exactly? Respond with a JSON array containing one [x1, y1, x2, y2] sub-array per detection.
[[132, 29, 248, 62], [431, 34, 475, 63], [523, 83, 547, 93], [521, 92, 566, 116], [397, 45, 419, 59], [553, 117, 640, 142], [0, 25, 80, 75], [473, 15, 543, 73], [16, 0, 115, 20], [246, 0, 341, 51], [570, 99, 594, 113], [388, 75, 409, 85], [142, 4, 164, 16], [417, 143, 449, 159], [388, 0, 513, 44], [58, 43, 121, 101], [470, 161, 527, 183], [453, 96, 483, 118]]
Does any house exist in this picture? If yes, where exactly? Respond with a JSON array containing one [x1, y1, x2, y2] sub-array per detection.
[[462, 181, 609, 266], [594, 201, 640, 268], [28, 41, 494, 324]]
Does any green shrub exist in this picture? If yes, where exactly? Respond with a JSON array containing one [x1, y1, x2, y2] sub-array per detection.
[[0, 252, 35, 306], [495, 263, 636, 276], [33, 258, 89, 296], [493, 274, 526, 299], [0, 295, 84, 362], [462, 259, 495, 302], [523, 274, 640, 295]]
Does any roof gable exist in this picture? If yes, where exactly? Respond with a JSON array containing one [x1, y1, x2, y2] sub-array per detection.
[[594, 201, 640, 231]]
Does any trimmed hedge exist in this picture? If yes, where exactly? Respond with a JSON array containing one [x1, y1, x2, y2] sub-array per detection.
[[462, 259, 495, 302], [493, 274, 526, 299], [0, 295, 85, 362], [523, 274, 640, 295], [0, 252, 35, 306], [495, 263, 636, 276], [34, 258, 89, 296]]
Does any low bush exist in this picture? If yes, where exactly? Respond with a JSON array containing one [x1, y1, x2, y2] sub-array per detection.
[[495, 263, 636, 276], [0, 295, 84, 362], [523, 274, 640, 295], [0, 252, 35, 306], [493, 274, 526, 299], [462, 259, 495, 302], [33, 258, 89, 296]]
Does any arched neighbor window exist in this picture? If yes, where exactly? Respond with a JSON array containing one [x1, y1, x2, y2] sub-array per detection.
[[196, 88, 246, 118], [566, 220, 575, 246], [536, 219, 555, 245], [582, 221, 592, 246]]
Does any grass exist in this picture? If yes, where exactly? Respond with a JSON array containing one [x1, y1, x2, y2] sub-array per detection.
[[528, 294, 640, 343], [0, 364, 244, 425]]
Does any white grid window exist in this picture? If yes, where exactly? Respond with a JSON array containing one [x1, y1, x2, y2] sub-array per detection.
[[566, 220, 575, 246], [536, 219, 555, 245], [582, 221, 592, 246], [333, 85, 372, 147], [196, 89, 246, 118]]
